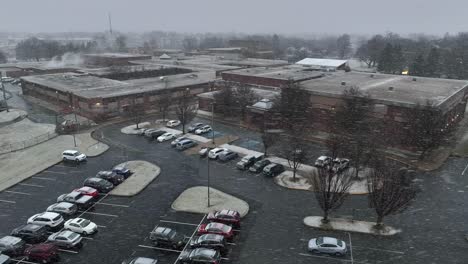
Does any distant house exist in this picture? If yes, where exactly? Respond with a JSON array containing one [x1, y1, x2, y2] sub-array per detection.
[[296, 58, 348, 70]]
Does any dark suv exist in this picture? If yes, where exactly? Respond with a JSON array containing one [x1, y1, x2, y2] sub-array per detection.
[[11, 224, 48, 243], [149, 227, 189, 249], [190, 234, 227, 254], [249, 159, 271, 173], [83, 177, 114, 193], [0, 236, 26, 257], [236, 155, 263, 170], [96, 171, 125, 185], [24, 244, 59, 263], [262, 163, 285, 177]]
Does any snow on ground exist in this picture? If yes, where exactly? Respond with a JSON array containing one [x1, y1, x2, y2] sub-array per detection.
[[120, 122, 151, 134], [303, 216, 401, 236], [110, 160, 160, 196]]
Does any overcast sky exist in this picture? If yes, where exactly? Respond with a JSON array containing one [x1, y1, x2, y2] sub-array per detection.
[[1, 0, 466, 35]]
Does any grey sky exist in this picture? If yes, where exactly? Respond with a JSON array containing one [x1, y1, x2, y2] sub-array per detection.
[[1, 0, 466, 35]]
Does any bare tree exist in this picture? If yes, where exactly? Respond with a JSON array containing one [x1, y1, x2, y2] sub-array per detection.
[[367, 162, 418, 228], [272, 80, 311, 131], [234, 84, 258, 120], [156, 92, 172, 121], [261, 131, 275, 157], [176, 89, 198, 134], [279, 126, 307, 181], [336, 34, 352, 59], [213, 85, 236, 117], [126, 98, 145, 129], [308, 166, 354, 223]]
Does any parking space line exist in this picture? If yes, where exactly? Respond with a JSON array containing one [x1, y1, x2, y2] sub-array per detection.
[[160, 220, 199, 226], [173, 215, 207, 264], [221, 257, 229, 261], [18, 183, 44, 188], [82, 237, 94, 240], [0, 199, 16, 204], [58, 248, 79, 254], [31, 177, 56, 181], [4, 191, 32, 196], [97, 225, 107, 228], [95, 202, 130, 208], [299, 253, 367, 264], [138, 244, 182, 253], [11, 258, 37, 264], [78, 211, 118, 217], [226, 242, 236, 246], [44, 170, 67, 174], [352, 246, 404, 255]]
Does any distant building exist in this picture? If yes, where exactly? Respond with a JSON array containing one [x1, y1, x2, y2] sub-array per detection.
[[296, 58, 348, 71], [83, 53, 151, 66]]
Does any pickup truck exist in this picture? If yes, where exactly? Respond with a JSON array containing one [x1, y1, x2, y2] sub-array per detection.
[[57, 191, 94, 210]]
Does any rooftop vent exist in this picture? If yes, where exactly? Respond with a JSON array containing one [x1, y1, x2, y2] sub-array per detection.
[[388, 86, 394, 91], [341, 81, 346, 86]]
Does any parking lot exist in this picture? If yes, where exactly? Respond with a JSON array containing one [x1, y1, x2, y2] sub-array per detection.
[[1, 117, 468, 263]]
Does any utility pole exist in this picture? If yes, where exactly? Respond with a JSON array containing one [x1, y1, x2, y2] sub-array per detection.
[[1, 80, 9, 112], [207, 151, 210, 208], [55, 91, 59, 125], [211, 103, 215, 144], [72, 106, 77, 147]]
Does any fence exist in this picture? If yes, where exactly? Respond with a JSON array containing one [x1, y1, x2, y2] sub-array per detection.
[[0, 131, 58, 155]]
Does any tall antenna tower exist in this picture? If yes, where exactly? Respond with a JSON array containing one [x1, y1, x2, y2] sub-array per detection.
[[108, 13, 113, 35]]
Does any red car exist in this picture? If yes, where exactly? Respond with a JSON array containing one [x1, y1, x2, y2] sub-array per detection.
[[197, 222, 233, 240], [207, 209, 241, 228], [24, 244, 59, 263], [73, 186, 99, 198]]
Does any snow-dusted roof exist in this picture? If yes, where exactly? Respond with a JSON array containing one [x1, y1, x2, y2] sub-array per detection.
[[251, 99, 273, 110], [159, 53, 171, 59], [296, 58, 347, 68]]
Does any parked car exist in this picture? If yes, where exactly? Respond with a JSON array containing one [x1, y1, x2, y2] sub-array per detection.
[[0, 254, 10, 264], [308, 236, 347, 256], [112, 165, 132, 178], [57, 191, 94, 209], [73, 186, 99, 198], [249, 159, 271, 173], [11, 224, 48, 243], [96, 171, 125, 185], [197, 222, 233, 240], [122, 257, 158, 264], [236, 155, 262, 170], [62, 150, 87, 163], [171, 136, 189, 147], [178, 248, 221, 264], [46, 202, 78, 216], [1, 77, 14, 82], [149, 130, 166, 140], [0, 236, 26, 257], [218, 150, 238, 162], [332, 158, 350, 172], [47, 231, 82, 249], [149, 227, 189, 249], [189, 234, 226, 254], [188, 123, 204, 133], [166, 120, 181, 127], [262, 163, 285, 177], [195, 125, 212, 135], [315, 156, 332, 167], [143, 129, 157, 137], [208, 148, 228, 159], [157, 132, 176, 142], [83, 177, 114, 193], [207, 209, 241, 228], [23, 244, 59, 263], [27, 212, 64, 230], [135, 127, 149, 136], [64, 218, 97, 235], [199, 147, 212, 157], [176, 139, 197, 150]]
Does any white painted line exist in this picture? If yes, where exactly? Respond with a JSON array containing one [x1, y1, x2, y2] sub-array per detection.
[[97, 225, 107, 228], [463, 163, 468, 175], [138, 244, 182, 253], [221, 257, 229, 261], [82, 237, 94, 240], [10, 258, 38, 264], [4, 191, 32, 196], [173, 215, 207, 264], [299, 253, 362, 263], [44, 170, 67, 174], [348, 232, 353, 264], [78, 211, 118, 218], [352, 246, 404, 255], [18, 183, 44, 188], [31, 177, 56, 181], [160, 220, 199, 226], [0, 199, 16, 204], [96, 202, 130, 208], [57, 248, 79, 254], [226, 242, 236, 246]]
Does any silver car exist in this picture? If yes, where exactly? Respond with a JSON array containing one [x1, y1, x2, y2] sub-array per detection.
[[47, 202, 78, 216], [308, 236, 347, 256], [122, 257, 158, 264], [47, 230, 82, 249]]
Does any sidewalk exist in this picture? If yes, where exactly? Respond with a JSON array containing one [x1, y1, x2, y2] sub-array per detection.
[[0, 109, 27, 125], [0, 132, 109, 191]]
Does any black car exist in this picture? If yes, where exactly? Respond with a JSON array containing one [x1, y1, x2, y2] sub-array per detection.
[[249, 159, 271, 173], [262, 163, 285, 177], [149, 227, 190, 250], [178, 248, 221, 264], [83, 177, 114, 193], [11, 224, 48, 244], [96, 171, 125, 185], [218, 150, 238, 162], [112, 166, 132, 178], [0, 236, 26, 257], [236, 155, 263, 170], [188, 123, 204, 133], [190, 234, 226, 254], [149, 130, 166, 140]]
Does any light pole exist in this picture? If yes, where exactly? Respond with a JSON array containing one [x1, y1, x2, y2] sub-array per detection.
[[207, 151, 210, 208], [1, 79, 9, 112], [71, 106, 77, 147], [211, 102, 215, 144], [55, 91, 59, 125]]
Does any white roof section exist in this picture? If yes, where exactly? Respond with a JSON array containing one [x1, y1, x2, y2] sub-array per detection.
[[296, 58, 347, 68], [159, 53, 171, 59]]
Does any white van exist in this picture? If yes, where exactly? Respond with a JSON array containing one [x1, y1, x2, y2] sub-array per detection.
[[62, 150, 87, 162]]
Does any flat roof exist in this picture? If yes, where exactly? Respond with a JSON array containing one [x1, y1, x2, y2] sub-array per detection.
[[223, 65, 324, 81], [296, 58, 348, 68], [131, 59, 242, 72], [84, 53, 151, 59], [300, 71, 468, 108], [22, 71, 216, 99], [77, 64, 175, 76], [198, 87, 279, 100]]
